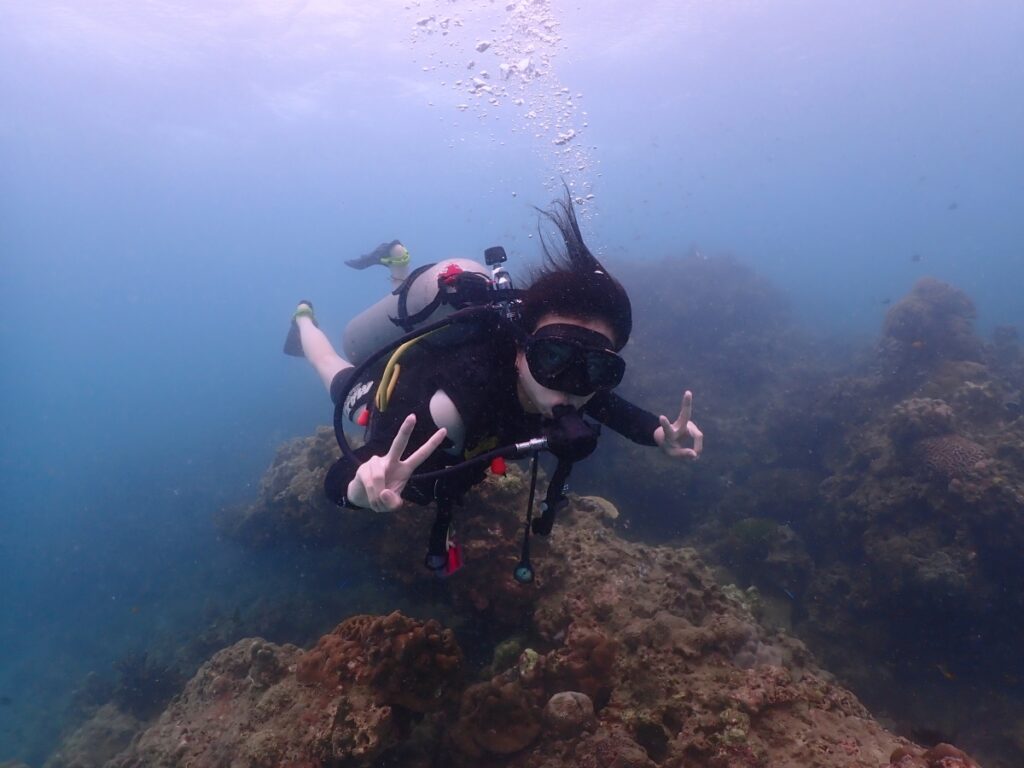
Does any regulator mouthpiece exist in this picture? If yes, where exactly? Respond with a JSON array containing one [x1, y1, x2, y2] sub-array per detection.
[[544, 404, 599, 461]]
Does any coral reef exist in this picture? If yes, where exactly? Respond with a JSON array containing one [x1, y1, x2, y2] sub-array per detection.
[[880, 278, 982, 393], [890, 742, 979, 767], [571, 265, 1021, 765], [108, 651, 185, 721], [42, 705, 140, 768], [215, 426, 354, 547], [718, 517, 812, 600], [574, 249, 842, 549], [890, 397, 958, 445], [68, 262, 1020, 768], [449, 678, 542, 757], [781, 285, 1024, 768], [544, 691, 596, 736], [525, 505, 909, 768], [52, 482, 951, 768], [913, 434, 988, 481], [108, 612, 464, 768], [295, 611, 463, 712]]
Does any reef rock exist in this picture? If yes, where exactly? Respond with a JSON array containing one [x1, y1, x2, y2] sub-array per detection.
[[890, 742, 980, 767], [215, 426, 352, 547], [544, 691, 596, 736], [449, 679, 542, 756], [81, 479, 938, 768], [295, 611, 463, 712], [110, 612, 463, 768], [883, 278, 981, 365], [890, 397, 957, 444], [42, 704, 140, 768], [523, 503, 912, 768]]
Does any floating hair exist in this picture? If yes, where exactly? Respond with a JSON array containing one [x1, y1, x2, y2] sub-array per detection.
[[520, 191, 632, 350]]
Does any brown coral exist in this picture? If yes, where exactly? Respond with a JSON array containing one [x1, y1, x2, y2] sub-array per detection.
[[105, 488, 939, 768], [879, 278, 983, 395], [449, 680, 542, 757], [296, 611, 462, 713], [889, 742, 979, 767], [729, 665, 799, 714], [913, 435, 987, 481], [215, 427, 349, 546], [543, 624, 617, 704], [570, 726, 658, 768], [890, 398, 956, 445], [922, 742, 978, 767], [883, 278, 978, 356]]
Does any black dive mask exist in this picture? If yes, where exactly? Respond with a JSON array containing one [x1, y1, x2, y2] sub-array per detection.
[[543, 404, 600, 462], [525, 323, 625, 396]]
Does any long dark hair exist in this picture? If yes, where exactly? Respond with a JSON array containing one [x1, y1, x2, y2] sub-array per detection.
[[519, 193, 633, 350]]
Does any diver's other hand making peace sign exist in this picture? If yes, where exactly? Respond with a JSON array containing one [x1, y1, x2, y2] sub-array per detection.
[[347, 414, 447, 512], [655, 390, 704, 460]]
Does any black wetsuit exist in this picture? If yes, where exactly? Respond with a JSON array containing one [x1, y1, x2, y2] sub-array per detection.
[[324, 323, 659, 508]]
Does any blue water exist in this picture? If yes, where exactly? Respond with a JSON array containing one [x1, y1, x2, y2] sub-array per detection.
[[1, 1, 1022, 763]]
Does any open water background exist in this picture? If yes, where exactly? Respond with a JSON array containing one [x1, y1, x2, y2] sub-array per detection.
[[1, 1, 1022, 763]]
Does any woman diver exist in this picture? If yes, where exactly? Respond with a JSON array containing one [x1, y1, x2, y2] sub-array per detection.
[[285, 194, 702, 578]]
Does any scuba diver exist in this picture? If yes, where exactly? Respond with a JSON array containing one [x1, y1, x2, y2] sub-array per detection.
[[284, 194, 703, 581]]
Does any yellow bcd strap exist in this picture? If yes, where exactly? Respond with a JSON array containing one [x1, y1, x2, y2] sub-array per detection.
[[374, 328, 441, 412]]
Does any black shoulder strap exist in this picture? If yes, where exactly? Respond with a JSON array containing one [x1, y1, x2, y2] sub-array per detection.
[[391, 263, 440, 331]]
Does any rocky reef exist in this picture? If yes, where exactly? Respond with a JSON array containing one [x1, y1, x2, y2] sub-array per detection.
[[794, 284, 1024, 765], [558, 261, 1024, 766], [36, 258, 1020, 768], [48, 462, 974, 767], [215, 426, 349, 548], [107, 612, 462, 768]]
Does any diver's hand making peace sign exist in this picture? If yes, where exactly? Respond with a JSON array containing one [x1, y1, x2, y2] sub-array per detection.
[[347, 414, 447, 512], [655, 390, 703, 460]]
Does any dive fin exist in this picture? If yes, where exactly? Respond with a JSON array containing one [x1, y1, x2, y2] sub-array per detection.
[[283, 301, 316, 357], [346, 240, 402, 270]]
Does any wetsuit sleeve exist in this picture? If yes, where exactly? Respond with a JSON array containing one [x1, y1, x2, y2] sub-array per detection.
[[585, 391, 659, 446], [324, 444, 378, 509]]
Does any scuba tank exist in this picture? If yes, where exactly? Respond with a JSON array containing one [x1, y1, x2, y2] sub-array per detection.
[[342, 258, 491, 365]]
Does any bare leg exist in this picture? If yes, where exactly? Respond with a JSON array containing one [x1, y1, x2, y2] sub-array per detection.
[[389, 261, 410, 289], [385, 243, 411, 289], [295, 308, 351, 394]]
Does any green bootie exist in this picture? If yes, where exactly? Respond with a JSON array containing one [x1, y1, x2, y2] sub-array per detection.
[[283, 301, 316, 357], [345, 240, 409, 270]]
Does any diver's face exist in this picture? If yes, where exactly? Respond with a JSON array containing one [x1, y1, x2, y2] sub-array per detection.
[[515, 313, 617, 417], [389, 243, 408, 261]]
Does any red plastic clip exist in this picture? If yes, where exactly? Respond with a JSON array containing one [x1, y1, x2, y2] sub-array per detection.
[[489, 456, 507, 476], [356, 409, 370, 427], [438, 263, 464, 285], [445, 538, 463, 575]]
